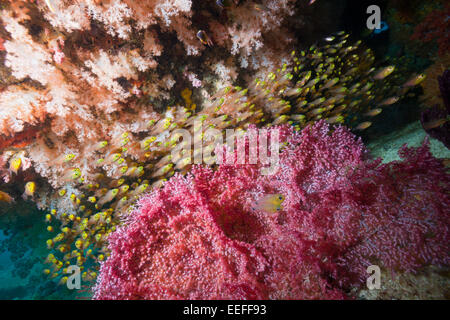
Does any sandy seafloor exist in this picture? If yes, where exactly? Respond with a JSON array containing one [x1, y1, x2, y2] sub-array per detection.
[[0, 120, 448, 300]]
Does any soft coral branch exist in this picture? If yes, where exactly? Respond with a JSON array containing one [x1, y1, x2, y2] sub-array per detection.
[[411, 3, 450, 56]]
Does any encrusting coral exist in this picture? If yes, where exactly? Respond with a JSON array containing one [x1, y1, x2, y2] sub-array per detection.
[[92, 121, 449, 299]]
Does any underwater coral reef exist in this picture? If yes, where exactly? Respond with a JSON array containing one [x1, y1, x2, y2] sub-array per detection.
[[93, 122, 449, 299], [420, 69, 449, 149], [0, 0, 448, 300]]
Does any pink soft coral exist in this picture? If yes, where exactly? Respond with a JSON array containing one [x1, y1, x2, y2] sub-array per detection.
[[93, 121, 450, 300]]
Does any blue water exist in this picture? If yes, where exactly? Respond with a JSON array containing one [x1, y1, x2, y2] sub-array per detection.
[[0, 204, 91, 300]]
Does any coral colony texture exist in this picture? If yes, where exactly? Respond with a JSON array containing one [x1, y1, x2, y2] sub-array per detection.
[[93, 122, 449, 299], [420, 69, 450, 149], [0, 0, 448, 300]]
